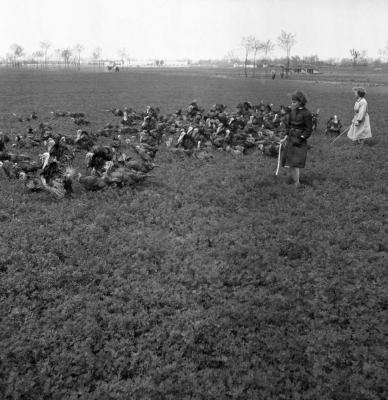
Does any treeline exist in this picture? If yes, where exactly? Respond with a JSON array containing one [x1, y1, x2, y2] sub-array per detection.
[[2, 37, 388, 72], [223, 32, 388, 77], [0, 42, 127, 70]]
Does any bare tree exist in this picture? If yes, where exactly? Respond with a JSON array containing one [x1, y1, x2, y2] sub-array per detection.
[[54, 48, 62, 68], [118, 48, 128, 67], [10, 44, 24, 68], [74, 44, 84, 70], [304, 54, 319, 65], [5, 53, 13, 67], [261, 39, 275, 66], [40, 41, 51, 68], [224, 50, 240, 65], [350, 48, 360, 66], [241, 36, 255, 77], [32, 50, 44, 68], [92, 47, 102, 69], [291, 55, 301, 68], [277, 30, 296, 77], [71, 55, 78, 68], [61, 48, 72, 69], [251, 39, 263, 76], [360, 50, 368, 65], [378, 42, 388, 62]]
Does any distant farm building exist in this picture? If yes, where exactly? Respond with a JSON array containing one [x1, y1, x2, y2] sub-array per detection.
[[129, 59, 189, 68], [294, 64, 321, 74], [165, 60, 189, 67], [132, 59, 157, 67]]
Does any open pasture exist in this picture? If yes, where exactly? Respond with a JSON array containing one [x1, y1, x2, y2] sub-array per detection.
[[0, 69, 387, 399]]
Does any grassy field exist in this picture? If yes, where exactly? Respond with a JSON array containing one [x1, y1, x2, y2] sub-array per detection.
[[0, 69, 387, 399]]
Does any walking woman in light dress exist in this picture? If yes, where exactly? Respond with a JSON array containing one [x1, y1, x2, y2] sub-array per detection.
[[347, 87, 372, 143]]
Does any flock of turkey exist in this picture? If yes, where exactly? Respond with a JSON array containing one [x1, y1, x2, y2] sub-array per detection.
[[0, 99, 319, 199]]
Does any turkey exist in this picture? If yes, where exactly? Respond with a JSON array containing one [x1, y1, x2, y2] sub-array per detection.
[[210, 103, 227, 114], [0, 160, 19, 179], [0, 151, 11, 161], [0, 157, 41, 181], [8, 153, 32, 163], [121, 107, 139, 125], [14, 134, 41, 149], [141, 115, 156, 131], [12, 113, 24, 122], [85, 146, 115, 175], [51, 110, 69, 118], [17, 160, 41, 174], [236, 101, 253, 116], [25, 177, 45, 192], [325, 115, 342, 136], [258, 142, 280, 158], [105, 168, 148, 188], [175, 128, 197, 154], [36, 122, 54, 140], [0, 133, 10, 151], [312, 108, 320, 132], [46, 136, 75, 165], [77, 174, 107, 191], [72, 117, 90, 126], [74, 129, 95, 150], [125, 159, 156, 173], [26, 111, 38, 122], [60, 135, 76, 145], [67, 112, 85, 119], [109, 108, 124, 117], [29, 155, 74, 198], [131, 143, 158, 162]]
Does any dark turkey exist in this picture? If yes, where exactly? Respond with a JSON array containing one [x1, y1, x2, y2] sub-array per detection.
[[78, 174, 107, 191]]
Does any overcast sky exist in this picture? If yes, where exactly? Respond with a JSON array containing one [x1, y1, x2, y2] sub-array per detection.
[[0, 0, 387, 61]]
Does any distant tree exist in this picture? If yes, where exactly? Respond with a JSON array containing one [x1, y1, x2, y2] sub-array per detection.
[[261, 39, 275, 66], [71, 55, 78, 68], [61, 48, 72, 69], [326, 58, 338, 66], [241, 36, 255, 77], [74, 44, 84, 70], [251, 39, 263, 76], [277, 30, 296, 77], [304, 54, 319, 65], [92, 47, 102, 69], [350, 48, 360, 66], [224, 50, 240, 65], [54, 48, 62, 68], [377, 42, 388, 62], [5, 53, 13, 67], [32, 50, 44, 68], [40, 41, 51, 68], [291, 55, 301, 68], [118, 48, 128, 67], [160, 59, 164, 67], [359, 50, 368, 65], [10, 44, 24, 68]]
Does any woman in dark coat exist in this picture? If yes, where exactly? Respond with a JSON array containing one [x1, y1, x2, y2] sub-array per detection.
[[281, 90, 313, 187]]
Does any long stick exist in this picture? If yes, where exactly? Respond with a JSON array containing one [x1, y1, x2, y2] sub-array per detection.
[[330, 124, 351, 144], [275, 142, 283, 176]]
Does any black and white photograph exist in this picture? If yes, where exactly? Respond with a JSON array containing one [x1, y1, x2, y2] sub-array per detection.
[[0, 0, 387, 398]]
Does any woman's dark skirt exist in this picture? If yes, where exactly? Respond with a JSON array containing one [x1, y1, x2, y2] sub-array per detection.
[[281, 138, 308, 168]]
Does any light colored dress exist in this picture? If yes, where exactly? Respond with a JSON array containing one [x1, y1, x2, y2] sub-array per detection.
[[347, 97, 372, 141]]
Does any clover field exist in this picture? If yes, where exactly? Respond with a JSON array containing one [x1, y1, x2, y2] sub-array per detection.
[[0, 68, 387, 400]]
